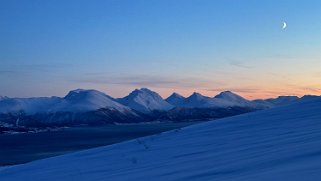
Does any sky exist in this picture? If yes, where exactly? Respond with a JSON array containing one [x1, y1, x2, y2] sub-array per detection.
[[0, 0, 320, 99]]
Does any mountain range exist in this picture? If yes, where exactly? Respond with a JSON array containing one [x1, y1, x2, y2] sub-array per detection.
[[0, 88, 318, 127]]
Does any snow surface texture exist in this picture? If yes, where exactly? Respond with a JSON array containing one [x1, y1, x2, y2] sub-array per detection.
[[1, 97, 321, 181]]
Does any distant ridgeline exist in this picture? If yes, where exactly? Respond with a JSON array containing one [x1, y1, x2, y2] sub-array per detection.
[[0, 88, 317, 127]]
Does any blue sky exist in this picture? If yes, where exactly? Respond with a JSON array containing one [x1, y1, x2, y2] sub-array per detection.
[[0, 0, 320, 99]]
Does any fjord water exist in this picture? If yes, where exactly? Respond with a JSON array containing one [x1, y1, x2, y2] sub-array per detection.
[[0, 122, 199, 166]]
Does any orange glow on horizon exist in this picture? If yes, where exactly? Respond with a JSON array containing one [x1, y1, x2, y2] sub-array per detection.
[[152, 87, 321, 100]]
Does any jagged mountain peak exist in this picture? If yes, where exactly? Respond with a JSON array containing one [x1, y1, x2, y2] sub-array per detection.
[[117, 88, 173, 113], [188, 92, 208, 100], [171, 92, 184, 97], [165, 92, 186, 107], [214, 91, 244, 99], [126, 88, 165, 100], [166, 92, 185, 100]]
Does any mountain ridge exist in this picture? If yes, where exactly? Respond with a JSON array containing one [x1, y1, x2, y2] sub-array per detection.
[[0, 88, 319, 126]]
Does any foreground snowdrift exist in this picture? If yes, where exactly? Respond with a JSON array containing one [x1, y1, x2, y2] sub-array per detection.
[[1, 98, 321, 181]]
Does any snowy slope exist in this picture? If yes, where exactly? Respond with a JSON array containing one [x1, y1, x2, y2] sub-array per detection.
[[117, 88, 174, 113], [51, 89, 130, 112], [2, 98, 321, 180]]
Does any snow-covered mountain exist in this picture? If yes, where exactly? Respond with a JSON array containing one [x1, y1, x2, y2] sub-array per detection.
[[0, 89, 142, 126], [2, 96, 321, 180], [117, 88, 174, 113], [253, 95, 300, 108], [51, 89, 130, 113], [214, 91, 252, 106], [1, 88, 318, 126], [168, 91, 255, 108], [0, 89, 309, 115], [165, 92, 185, 107], [183, 92, 213, 107], [0, 89, 131, 114]]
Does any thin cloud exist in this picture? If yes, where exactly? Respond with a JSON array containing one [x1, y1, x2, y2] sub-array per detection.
[[205, 88, 259, 93], [313, 71, 321, 77], [229, 61, 254, 69], [1, 64, 73, 75], [68, 74, 224, 89], [204, 87, 305, 99], [21, 63, 73, 71]]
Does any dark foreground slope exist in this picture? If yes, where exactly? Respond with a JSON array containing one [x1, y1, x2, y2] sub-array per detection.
[[1, 98, 321, 181]]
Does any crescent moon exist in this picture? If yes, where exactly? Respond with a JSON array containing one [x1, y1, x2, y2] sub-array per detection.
[[282, 22, 287, 29]]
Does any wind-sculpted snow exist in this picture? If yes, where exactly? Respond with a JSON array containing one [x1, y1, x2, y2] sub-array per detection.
[[1, 98, 321, 181]]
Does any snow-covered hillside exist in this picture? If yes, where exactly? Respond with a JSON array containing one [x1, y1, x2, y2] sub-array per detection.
[[0, 97, 62, 114], [165, 92, 186, 106], [117, 88, 174, 113], [1, 97, 321, 181], [214, 91, 253, 106]]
